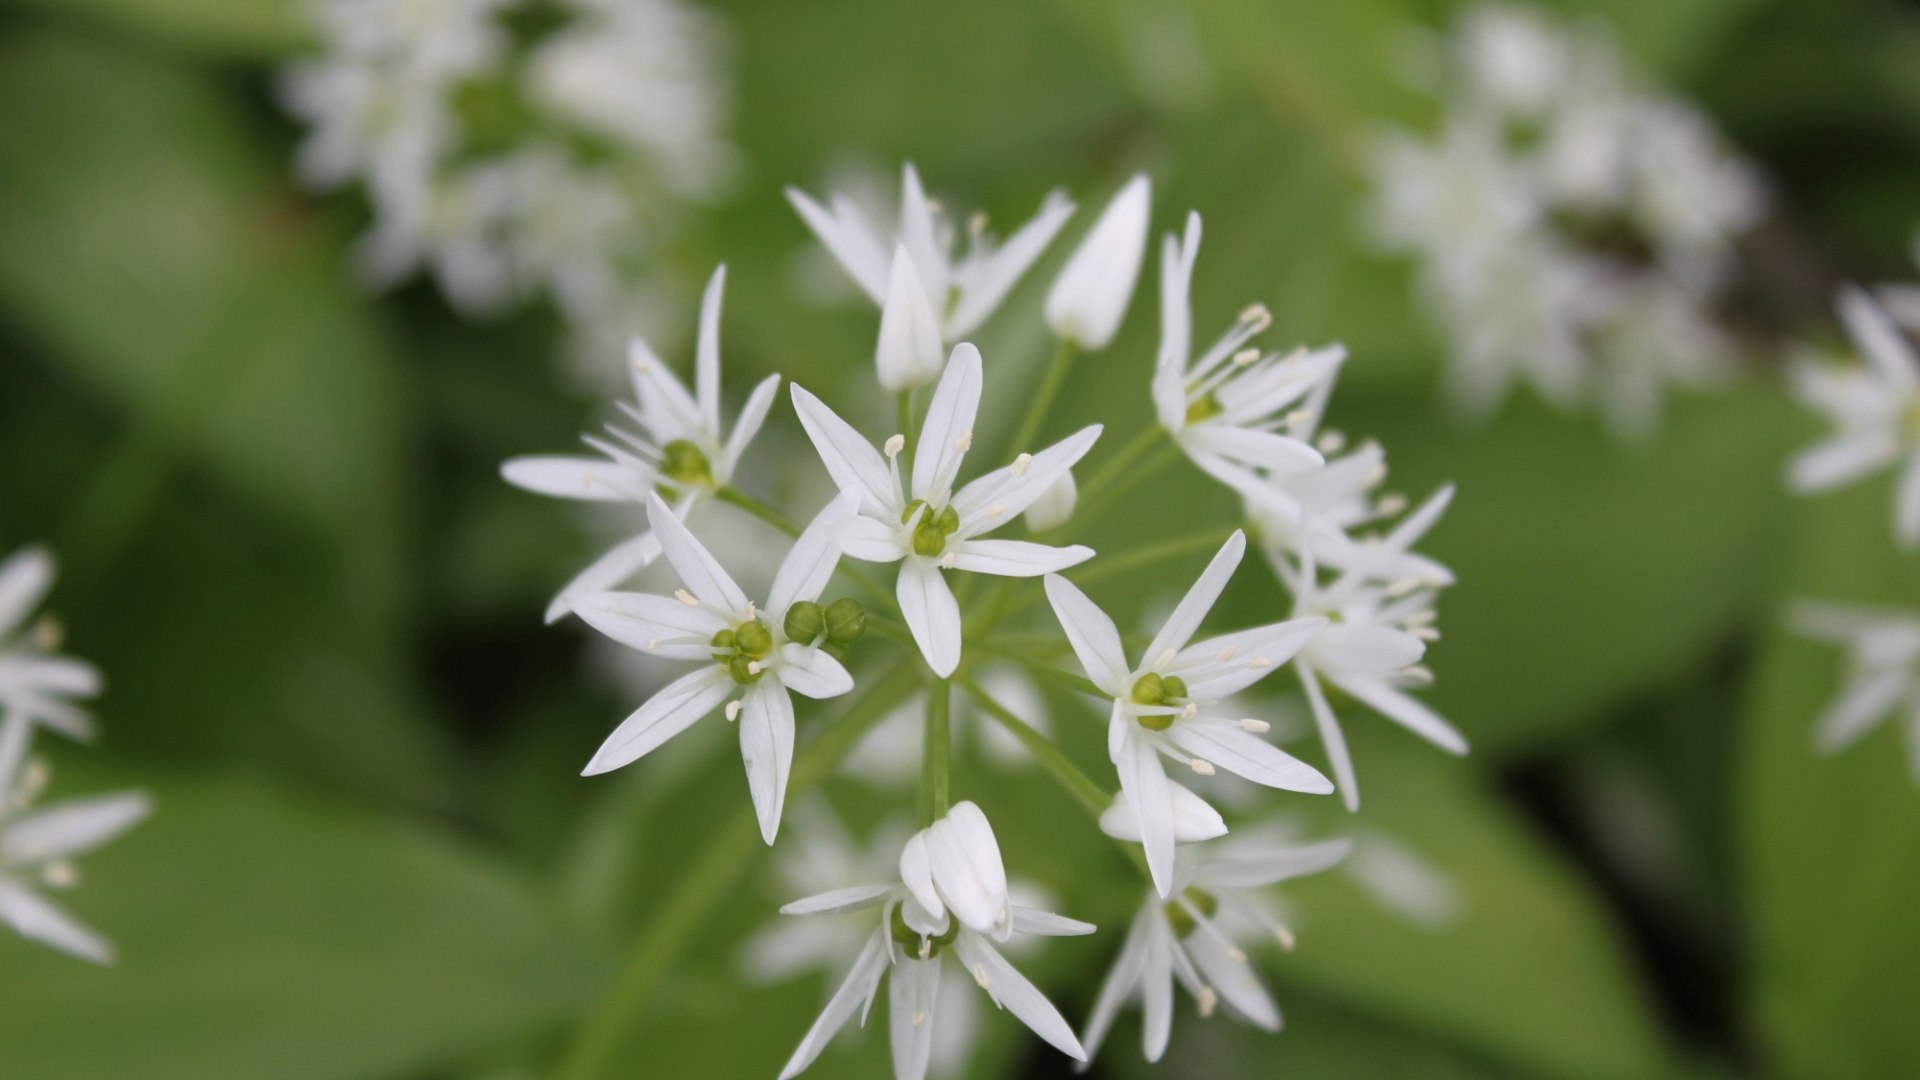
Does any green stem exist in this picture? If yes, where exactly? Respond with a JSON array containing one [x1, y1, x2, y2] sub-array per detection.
[[715, 485, 800, 535], [555, 665, 919, 1080], [1005, 339, 1077, 459], [958, 677, 1108, 818], [897, 389, 918, 480], [920, 677, 951, 826]]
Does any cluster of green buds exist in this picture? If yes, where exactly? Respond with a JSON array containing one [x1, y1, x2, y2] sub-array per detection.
[[902, 499, 962, 558], [660, 438, 715, 488], [890, 902, 959, 958], [1129, 672, 1190, 732], [711, 619, 775, 685], [783, 596, 867, 662]]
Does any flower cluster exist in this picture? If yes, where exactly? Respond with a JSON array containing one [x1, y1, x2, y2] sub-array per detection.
[[507, 164, 1463, 1076], [0, 548, 150, 964], [280, 0, 735, 373], [1367, 3, 1765, 438]]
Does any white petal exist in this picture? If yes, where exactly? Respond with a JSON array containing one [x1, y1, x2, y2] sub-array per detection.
[[1119, 730, 1177, 897], [1143, 531, 1246, 664], [1169, 722, 1333, 793], [1181, 425, 1324, 474], [779, 928, 890, 1080], [572, 591, 729, 660], [0, 881, 111, 964], [777, 644, 854, 700], [1193, 838, 1354, 889], [951, 540, 1093, 577], [1339, 678, 1469, 755], [1046, 174, 1151, 350], [1839, 285, 1920, 392], [899, 831, 945, 924], [1099, 780, 1227, 843], [836, 515, 910, 563], [898, 164, 950, 307], [1788, 433, 1900, 493], [898, 559, 962, 677], [1312, 623, 1425, 676], [1299, 664, 1360, 812], [913, 344, 984, 501], [877, 247, 947, 392], [1141, 912, 1175, 1061], [946, 190, 1076, 337], [1153, 213, 1203, 430], [1010, 906, 1097, 937], [722, 374, 782, 478], [696, 265, 726, 436], [1042, 575, 1131, 695], [0, 546, 53, 639], [1022, 469, 1077, 532], [953, 933, 1087, 1061], [647, 493, 749, 613], [1175, 617, 1328, 699], [582, 666, 733, 775], [890, 957, 941, 1080], [780, 884, 895, 916], [500, 455, 640, 502], [952, 425, 1102, 529], [791, 383, 897, 514], [1815, 668, 1907, 752], [1897, 452, 1920, 549], [1081, 902, 1154, 1063], [1187, 930, 1280, 1031], [927, 801, 1010, 937], [786, 186, 888, 304], [740, 682, 797, 844], [2, 790, 151, 864], [544, 530, 663, 623], [769, 493, 857, 617]]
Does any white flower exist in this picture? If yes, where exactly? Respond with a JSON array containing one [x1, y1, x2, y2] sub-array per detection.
[[1287, 496, 1465, 812], [1046, 174, 1152, 350], [1080, 836, 1350, 1064], [502, 266, 780, 621], [1043, 531, 1331, 895], [0, 548, 100, 741], [1452, 3, 1567, 118], [0, 720, 150, 965], [788, 163, 1076, 343], [1787, 288, 1920, 548], [777, 802, 1093, 1080], [792, 345, 1101, 677], [1023, 470, 1077, 533], [570, 492, 858, 843], [1790, 600, 1920, 782], [1152, 213, 1334, 495], [1247, 467, 1456, 593]]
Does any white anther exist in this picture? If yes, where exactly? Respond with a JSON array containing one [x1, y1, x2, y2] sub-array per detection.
[[971, 963, 991, 989], [1316, 430, 1347, 454], [955, 429, 973, 452], [747, 660, 763, 676], [18, 759, 49, 807], [632, 356, 651, 374], [912, 1011, 928, 1027], [1246, 657, 1271, 669], [644, 638, 659, 652], [1238, 303, 1272, 331], [987, 503, 1006, 517], [1182, 703, 1198, 720], [32, 617, 63, 651], [919, 940, 931, 960], [968, 210, 989, 236], [1217, 645, 1238, 662], [1402, 665, 1434, 686], [1155, 649, 1177, 670], [1011, 453, 1033, 477], [1240, 718, 1271, 734], [884, 434, 906, 458], [1232, 348, 1260, 367], [1276, 926, 1296, 951], [41, 861, 78, 889], [745, 602, 757, 619], [1191, 759, 1216, 777], [1227, 947, 1248, 964], [939, 552, 958, 570], [925, 197, 943, 214], [1384, 577, 1426, 598], [1412, 627, 1441, 642], [1284, 408, 1316, 429], [1197, 987, 1219, 1017], [725, 700, 742, 722], [1375, 493, 1408, 517], [1404, 609, 1438, 627], [675, 589, 699, 607]]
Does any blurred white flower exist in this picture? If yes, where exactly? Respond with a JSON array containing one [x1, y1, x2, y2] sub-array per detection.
[[1044, 532, 1331, 895], [0, 548, 100, 741], [791, 346, 1099, 677], [789, 163, 1077, 346], [777, 802, 1092, 1080], [1081, 836, 1350, 1064], [503, 268, 780, 621], [569, 493, 861, 843], [1786, 288, 1920, 549], [1047, 174, 1152, 350], [847, 664, 1058, 787], [1791, 601, 1920, 782]]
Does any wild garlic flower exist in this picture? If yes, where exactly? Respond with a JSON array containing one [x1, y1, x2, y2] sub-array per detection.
[[1044, 531, 1332, 896], [1787, 288, 1920, 548], [0, 548, 100, 741], [1287, 493, 1465, 812], [570, 493, 862, 843], [1081, 836, 1351, 1064], [788, 163, 1077, 359], [777, 802, 1092, 1080], [1367, 2, 1764, 438], [503, 267, 779, 621], [792, 345, 1100, 677], [1791, 601, 1920, 783], [1047, 174, 1153, 351], [1153, 213, 1335, 495]]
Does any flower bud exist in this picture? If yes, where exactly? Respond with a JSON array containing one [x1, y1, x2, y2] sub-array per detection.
[[1045, 174, 1150, 350], [823, 597, 866, 644], [783, 600, 825, 645], [1022, 469, 1077, 531], [875, 246, 945, 392], [734, 620, 773, 659]]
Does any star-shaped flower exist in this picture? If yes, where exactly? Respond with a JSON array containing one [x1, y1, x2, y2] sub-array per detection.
[[0, 547, 100, 742], [792, 344, 1100, 677], [776, 802, 1092, 1080], [502, 265, 780, 621], [1791, 600, 1920, 783], [571, 492, 861, 843], [1043, 531, 1331, 896]]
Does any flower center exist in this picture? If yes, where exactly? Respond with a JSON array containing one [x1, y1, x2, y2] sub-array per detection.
[[711, 619, 773, 684], [1184, 393, 1223, 424], [661, 439, 715, 487], [1130, 673, 1189, 731], [1162, 887, 1219, 939], [902, 499, 961, 557], [890, 904, 959, 957]]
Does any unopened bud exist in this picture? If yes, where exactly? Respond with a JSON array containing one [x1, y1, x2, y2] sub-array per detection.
[[784, 601, 825, 645], [824, 598, 867, 644], [1023, 470, 1077, 532]]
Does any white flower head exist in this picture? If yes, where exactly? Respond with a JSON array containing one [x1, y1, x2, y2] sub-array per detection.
[[570, 492, 861, 843], [1047, 174, 1152, 350], [1044, 531, 1332, 896], [1787, 287, 1920, 548], [1791, 600, 1920, 782], [792, 345, 1101, 677], [1152, 213, 1335, 497], [0, 548, 101, 742], [777, 802, 1094, 1080], [1081, 835, 1351, 1064], [789, 163, 1077, 345], [503, 266, 781, 621]]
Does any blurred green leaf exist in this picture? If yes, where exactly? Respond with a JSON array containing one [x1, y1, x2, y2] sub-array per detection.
[[0, 772, 607, 1080], [3, 0, 309, 57], [1740, 479, 1920, 1076]]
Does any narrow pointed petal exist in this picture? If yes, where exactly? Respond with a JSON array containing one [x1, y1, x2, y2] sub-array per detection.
[[1010, 906, 1097, 937], [741, 683, 797, 844], [696, 265, 726, 436], [500, 456, 641, 501], [572, 591, 730, 660], [2, 790, 151, 864], [913, 344, 984, 501], [777, 644, 854, 699], [1788, 432, 1900, 493], [1182, 426, 1324, 474], [791, 383, 897, 514], [898, 163, 950, 306], [1140, 913, 1175, 1061], [647, 493, 750, 613], [954, 934, 1087, 1061], [1119, 731, 1177, 896], [769, 493, 857, 617], [0, 882, 111, 964], [899, 559, 962, 677], [1046, 174, 1151, 350], [1175, 617, 1328, 699], [1839, 285, 1920, 392], [1081, 903, 1154, 1064], [780, 884, 895, 916], [1187, 931, 1280, 1031], [1099, 780, 1227, 843], [722, 374, 782, 478], [1299, 664, 1360, 812], [1194, 838, 1355, 889], [952, 425, 1102, 530], [951, 540, 1092, 577], [582, 666, 732, 775], [1897, 452, 1920, 548], [1168, 722, 1333, 793], [1815, 668, 1907, 752], [836, 515, 910, 563], [545, 529, 663, 623], [1340, 678, 1469, 754], [890, 957, 941, 1080], [946, 191, 1076, 337], [786, 186, 888, 303], [0, 546, 53, 640], [1143, 531, 1246, 664], [779, 928, 891, 1080], [1042, 575, 1130, 695]]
